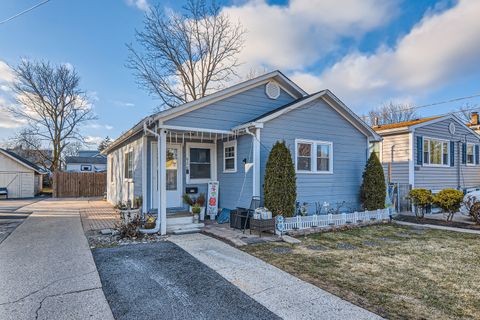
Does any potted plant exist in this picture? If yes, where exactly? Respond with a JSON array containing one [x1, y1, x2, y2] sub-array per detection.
[[115, 197, 142, 224], [192, 204, 201, 223], [182, 193, 195, 212], [196, 193, 206, 221]]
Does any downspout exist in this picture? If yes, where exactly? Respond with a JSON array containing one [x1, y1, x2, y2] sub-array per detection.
[[140, 121, 161, 234]]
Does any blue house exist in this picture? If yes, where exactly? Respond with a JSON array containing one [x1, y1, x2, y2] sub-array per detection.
[[103, 71, 381, 234]]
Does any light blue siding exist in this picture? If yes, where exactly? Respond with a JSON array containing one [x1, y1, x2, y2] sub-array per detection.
[[413, 118, 480, 190], [260, 98, 368, 213], [165, 85, 295, 130], [216, 134, 253, 210]]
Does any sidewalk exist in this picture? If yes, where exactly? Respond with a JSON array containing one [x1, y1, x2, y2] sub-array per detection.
[[0, 198, 114, 320], [170, 233, 382, 320]]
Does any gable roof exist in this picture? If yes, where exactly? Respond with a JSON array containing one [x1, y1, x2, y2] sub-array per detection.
[[233, 90, 382, 141], [0, 148, 45, 174], [373, 114, 480, 139], [372, 116, 442, 131], [103, 70, 307, 154], [65, 156, 107, 165]]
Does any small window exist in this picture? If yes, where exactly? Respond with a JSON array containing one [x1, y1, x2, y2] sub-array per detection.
[[124, 150, 133, 180], [223, 140, 237, 173], [295, 139, 333, 174], [423, 138, 449, 166], [467, 143, 475, 165], [81, 165, 92, 172], [187, 143, 216, 183]]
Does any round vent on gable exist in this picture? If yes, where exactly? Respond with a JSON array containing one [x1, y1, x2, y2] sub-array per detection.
[[265, 81, 280, 99]]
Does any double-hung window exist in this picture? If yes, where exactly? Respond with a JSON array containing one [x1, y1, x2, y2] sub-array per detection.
[[124, 150, 133, 180], [223, 140, 237, 173], [423, 138, 449, 166], [467, 143, 475, 165], [187, 143, 216, 183], [295, 139, 333, 173]]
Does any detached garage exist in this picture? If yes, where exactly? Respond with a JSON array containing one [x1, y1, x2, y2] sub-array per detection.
[[0, 148, 46, 199]]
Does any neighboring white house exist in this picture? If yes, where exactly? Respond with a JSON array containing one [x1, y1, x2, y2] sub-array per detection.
[[65, 150, 107, 172], [0, 148, 46, 198]]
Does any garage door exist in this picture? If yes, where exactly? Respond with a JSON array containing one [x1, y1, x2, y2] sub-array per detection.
[[0, 172, 34, 198]]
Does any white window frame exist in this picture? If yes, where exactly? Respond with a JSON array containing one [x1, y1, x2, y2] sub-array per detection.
[[109, 156, 114, 183], [223, 140, 237, 173], [466, 143, 476, 166], [80, 164, 92, 172], [124, 150, 134, 181], [295, 139, 333, 174], [423, 137, 449, 167], [186, 142, 217, 184]]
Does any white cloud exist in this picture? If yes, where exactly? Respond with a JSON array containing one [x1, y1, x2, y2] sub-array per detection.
[[105, 125, 113, 130], [112, 100, 135, 107], [293, 0, 480, 109], [84, 135, 104, 146], [126, 0, 149, 12], [222, 0, 398, 72]]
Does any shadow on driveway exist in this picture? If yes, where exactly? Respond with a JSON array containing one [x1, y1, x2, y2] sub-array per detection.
[[93, 242, 280, 320]]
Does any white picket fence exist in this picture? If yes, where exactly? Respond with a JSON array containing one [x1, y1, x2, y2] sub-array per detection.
[[279, 208, 390, 232]]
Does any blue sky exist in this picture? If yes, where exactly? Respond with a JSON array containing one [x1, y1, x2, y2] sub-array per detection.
[[1, 0, 479, 147]]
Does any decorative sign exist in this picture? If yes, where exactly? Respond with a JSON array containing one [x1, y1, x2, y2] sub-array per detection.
[[207, 181, 219, 218], [449, 122, 456, 135], [276, 215, 285, 232]]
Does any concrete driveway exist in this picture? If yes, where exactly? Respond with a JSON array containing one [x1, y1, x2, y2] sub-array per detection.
[[0, 197, 40, 244], [93, 242, 279, 320], [0, 198, 113, 320]]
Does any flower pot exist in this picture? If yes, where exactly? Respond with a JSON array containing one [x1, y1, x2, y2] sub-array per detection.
[[199, 207, 205, 221], [193, 214, 199, 223], [118, 208, 141, 225]]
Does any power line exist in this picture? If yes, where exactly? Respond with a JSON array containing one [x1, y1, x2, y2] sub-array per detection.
[[0, 0, 51, 25], [404, 93, 480, 112]]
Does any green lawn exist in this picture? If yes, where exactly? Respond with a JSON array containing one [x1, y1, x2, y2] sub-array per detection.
[[242, 224, 480, 320]]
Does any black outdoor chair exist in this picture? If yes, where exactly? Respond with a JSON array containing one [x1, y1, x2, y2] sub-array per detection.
[[231, 196, 262, 233]]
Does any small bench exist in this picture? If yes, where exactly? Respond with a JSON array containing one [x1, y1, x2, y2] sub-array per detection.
[[0, 187, 8, 199]]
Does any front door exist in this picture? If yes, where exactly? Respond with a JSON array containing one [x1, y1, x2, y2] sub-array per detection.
[[151, 142, 183, 209]]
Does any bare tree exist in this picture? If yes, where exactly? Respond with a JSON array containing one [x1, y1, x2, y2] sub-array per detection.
[[8, 128, 52, 170], [8, 60, 96, 172], [244, 66, 269, 80], [127, 0, 245, 109], [366, 102, 419, 126], [456, 103, 480, 123]]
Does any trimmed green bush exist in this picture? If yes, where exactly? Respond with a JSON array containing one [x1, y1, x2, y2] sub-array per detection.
[[433, 188, 464, 221], [264, 141, 296, 217], [360, 152, 386, 210], [408, 189, 433, 219]]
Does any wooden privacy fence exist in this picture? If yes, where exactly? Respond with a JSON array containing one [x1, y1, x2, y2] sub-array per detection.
[[53, 171, 106, 198]]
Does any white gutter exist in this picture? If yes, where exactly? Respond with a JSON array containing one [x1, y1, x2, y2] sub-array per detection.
[[140, 122, 161, 234]]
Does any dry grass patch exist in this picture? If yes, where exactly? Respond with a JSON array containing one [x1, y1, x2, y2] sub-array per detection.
[[242, 224, 480, 319]]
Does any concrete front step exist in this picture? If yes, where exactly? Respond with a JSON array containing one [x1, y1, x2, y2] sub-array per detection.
[[172, 228, 202, 235], [167, 222, 204, 233], [167, 215, 195, 225]]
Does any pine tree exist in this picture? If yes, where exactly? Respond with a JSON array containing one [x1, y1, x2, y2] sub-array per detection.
[[264, 141, 296, 217], [360, 152, 386, 210], [98, 136, 112, 152]]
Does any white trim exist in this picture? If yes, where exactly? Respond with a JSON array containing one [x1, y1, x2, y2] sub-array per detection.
[[156, 71, 306, 122], [295, 139, 333, 174], [159, 124, 233, 135], [142, 136, 147, 213], [233, 90, 381, 141], [186, 142, 217, 184], [253, 129, 261, 197], [123, 149, 134, 181], [422, 136, 450, 167], [222, 139, 237, 173], [159, 130, 167, 235], [0, 149, 44, 174], [150, 141, 158, 210], [410, 114, 480, 140], [408, 131, 415, 187], [466, 142, 476, 166]]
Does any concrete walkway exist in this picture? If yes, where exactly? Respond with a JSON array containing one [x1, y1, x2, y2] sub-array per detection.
[[169, 233, 382, 320], [394, 220, 480, 235], [0, 198, 114, 320]]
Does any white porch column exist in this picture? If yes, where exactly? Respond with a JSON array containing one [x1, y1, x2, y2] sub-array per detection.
[[141, 135, 147, 214], [253, 128, 261, 197], [159, 129, 167, 235]]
